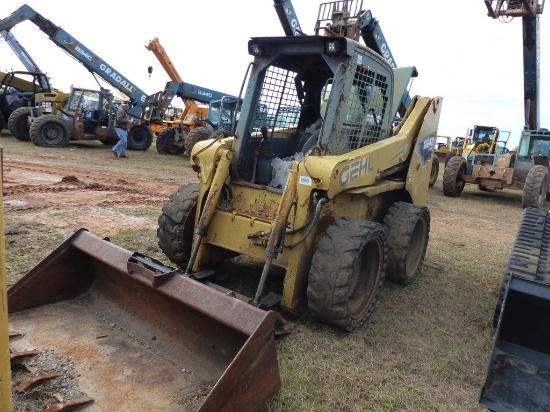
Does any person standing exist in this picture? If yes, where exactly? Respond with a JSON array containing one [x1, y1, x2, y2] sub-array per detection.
[[112, 102, 131, 158]]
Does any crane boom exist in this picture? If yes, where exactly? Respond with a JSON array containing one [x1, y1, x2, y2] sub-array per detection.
[[273, 0, 303, 36], [0, 4, 149, 118], [145, 38, 183, 83], [485, 0, 545, 130], [1, 30, 41, 72]]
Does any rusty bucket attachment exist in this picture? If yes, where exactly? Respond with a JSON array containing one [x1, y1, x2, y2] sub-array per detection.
[[8, 228, 281, 412], [479, 275, 550, 411]]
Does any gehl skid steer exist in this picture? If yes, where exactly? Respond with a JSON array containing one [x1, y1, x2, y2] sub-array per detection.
[[6, 1, 442, 411]]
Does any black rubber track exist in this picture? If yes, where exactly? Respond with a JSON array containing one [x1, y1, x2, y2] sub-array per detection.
[[157, 184, 200, 266], [493, 207, 550, 327], [383, 201, 430, 285], [307, 217, 387, 332]]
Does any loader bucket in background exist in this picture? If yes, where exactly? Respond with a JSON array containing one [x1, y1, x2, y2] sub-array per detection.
[[8, 228, 281, 412], [479, 275, 550, 412]]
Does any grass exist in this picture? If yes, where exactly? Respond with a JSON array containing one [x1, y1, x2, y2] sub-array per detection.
[[2, 141, 527, 411]]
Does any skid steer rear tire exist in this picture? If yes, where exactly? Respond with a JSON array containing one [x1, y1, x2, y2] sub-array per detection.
[[429, 154, 439, 187], [8, 107, 32, 141], [443, 155, 466, 197], [522, 165, 548, 209], [383, 201, 430, 285], [157, 183, 200, 266], [307, 217, 387, 332], [29, 115, 70, 147]]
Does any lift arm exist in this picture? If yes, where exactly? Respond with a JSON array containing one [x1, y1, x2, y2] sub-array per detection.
[[0, 4, 149, 118], [484, 0, 545, 130], [273, 0, 304, 36]]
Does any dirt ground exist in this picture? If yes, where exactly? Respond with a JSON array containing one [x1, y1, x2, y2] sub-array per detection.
[[1, 131, 527, 411]]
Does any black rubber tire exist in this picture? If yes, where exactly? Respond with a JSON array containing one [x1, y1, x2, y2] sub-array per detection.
[[184, 127, 213, 155], [307, 217, 387, 332], [522, 165, 549, 209], [383, 201, 430, 285], [429, 154, 439, 187], [157, 183, 200, 266], [156, 128, 186, 155], [127, 125, 153, 151], [0, 114, 5, 133], [29, 115, 70, 147], [444, 151, 455, 166], [492, 207, 550, 327], [8, 107, 32, 141], [443, 155, 466, 197]]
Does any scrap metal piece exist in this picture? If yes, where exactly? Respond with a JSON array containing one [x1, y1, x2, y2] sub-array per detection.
[[9, 349, 40, 366], [46, 396, 94, 412], [15, 372, 62, 393]]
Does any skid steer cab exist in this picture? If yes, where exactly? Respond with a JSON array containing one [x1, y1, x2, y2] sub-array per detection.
[[27, 87, 153, 150], [158, 19, 443, 332]]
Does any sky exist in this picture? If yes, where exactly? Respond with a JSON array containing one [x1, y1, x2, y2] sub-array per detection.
[[1, 0, 548, 148]]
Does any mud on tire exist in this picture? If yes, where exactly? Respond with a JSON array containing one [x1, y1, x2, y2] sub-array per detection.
[[443, 155, 466, 197], [29, 115, 70, 147], [157, 183, 200, 266], [307, 217, 387, 332], [429, 154, 439, 187], [184, 127, 214, 155], [522, 165, 549, 209], [156, 127, 186, 155], [383, 201, 430, 285]]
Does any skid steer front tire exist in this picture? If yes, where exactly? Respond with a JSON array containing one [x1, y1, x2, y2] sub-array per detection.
[[307, 217, 387, 332], [157, 183, 199, 266], [383, 201, 430, 285]]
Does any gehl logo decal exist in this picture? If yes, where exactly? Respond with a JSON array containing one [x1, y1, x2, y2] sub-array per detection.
[[339, 156, 373, 186]]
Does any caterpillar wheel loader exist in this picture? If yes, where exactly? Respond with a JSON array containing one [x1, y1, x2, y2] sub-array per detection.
[[157, 0, 443, 331]]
